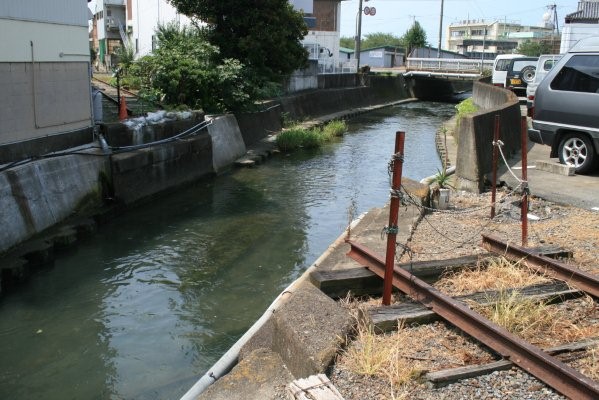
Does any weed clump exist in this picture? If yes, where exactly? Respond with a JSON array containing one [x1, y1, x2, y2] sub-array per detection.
[[276, 120, 346, 151]]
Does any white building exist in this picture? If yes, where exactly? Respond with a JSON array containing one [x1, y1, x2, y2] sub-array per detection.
[[90, 0, 191, 66], [290, 0, 355, 73], [0, 0, 93, 159], [447, 20, 556, 59], [560, 0, 599, 53]]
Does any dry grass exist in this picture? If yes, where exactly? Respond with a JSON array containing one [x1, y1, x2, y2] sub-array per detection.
[[435, 257, 550, 296], [471, 293, 599, 347], [577, 344, 599, 381], [337, 315, 495, 391]]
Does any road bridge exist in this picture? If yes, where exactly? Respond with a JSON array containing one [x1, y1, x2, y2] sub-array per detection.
[[404, 57, 494, 80]]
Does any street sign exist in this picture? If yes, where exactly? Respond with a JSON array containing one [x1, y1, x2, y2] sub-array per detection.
[[363, 6, 370, 15], [370, 7, 376, 16]]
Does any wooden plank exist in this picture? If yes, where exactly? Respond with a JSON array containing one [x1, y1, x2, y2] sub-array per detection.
[[368, 282, 582, 332], [312, 254, 486, 298], [425, 339, 599, 388], [287, 374, 345, 400]]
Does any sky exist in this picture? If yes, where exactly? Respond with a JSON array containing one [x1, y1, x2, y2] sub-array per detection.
[[339, 0, 582, 48]]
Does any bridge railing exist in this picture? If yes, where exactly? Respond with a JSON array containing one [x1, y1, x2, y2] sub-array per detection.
[[406, 58, 494, 73]]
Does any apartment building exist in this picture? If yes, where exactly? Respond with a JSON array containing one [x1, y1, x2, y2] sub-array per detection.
[[447, 20, 555, 59]]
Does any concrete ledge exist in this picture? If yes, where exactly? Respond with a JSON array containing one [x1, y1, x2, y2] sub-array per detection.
[[197, 349, 293, 400], [535, 160, 575, 176], [271, 281, 353, 378]]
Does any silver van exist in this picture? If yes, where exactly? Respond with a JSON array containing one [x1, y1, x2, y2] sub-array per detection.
[[528, 36, 599, 174]]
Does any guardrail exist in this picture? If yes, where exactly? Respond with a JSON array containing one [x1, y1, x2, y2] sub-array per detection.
[[406, 57, 493, 73]]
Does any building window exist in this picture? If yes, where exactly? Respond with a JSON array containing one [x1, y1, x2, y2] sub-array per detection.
[[471, 29, 483, 36]]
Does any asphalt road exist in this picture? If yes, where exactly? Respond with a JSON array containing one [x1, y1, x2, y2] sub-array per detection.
[[498, 142, 599, 210]]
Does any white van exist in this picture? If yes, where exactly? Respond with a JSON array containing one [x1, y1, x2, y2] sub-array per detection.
[[492, 54, 525, 87], [525, 54, 562, 116]]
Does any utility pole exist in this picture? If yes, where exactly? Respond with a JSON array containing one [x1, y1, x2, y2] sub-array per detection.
[[355, 0, 366, 70], [437, 0, 444, 58]]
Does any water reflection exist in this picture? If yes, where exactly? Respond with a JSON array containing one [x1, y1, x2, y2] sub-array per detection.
[[0, 101, 457, 399]]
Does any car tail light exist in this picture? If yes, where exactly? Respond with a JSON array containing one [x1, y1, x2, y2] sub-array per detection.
[[527, 95, 535, 101], [494, 83, 504, 87]]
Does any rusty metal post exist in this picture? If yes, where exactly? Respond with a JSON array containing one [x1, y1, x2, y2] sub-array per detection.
[[490, 115, 500, 218], [521, 116, 528, 247], [383, 131, 405, 306]]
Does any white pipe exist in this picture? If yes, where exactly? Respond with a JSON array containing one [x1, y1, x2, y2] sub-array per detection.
[[420, 165, 456, 185], [179, 213, 367, 400]]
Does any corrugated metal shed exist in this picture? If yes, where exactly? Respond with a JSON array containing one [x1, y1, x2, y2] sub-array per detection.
[[0, 0, 88, 26]]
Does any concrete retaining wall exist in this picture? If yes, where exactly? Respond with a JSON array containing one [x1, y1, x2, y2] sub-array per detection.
[[277, 75, 409, 121], [0, 154, 108, 253], [455, 81, 522, 192], [235, 104, 282, 147], [110, 133, 214, 204]]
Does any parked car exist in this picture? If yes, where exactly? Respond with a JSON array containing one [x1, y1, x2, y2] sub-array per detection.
[[526, 54, 562, 116], [528, 36, 599, 174], [491, 54, 525, 87], [505, 57, 538, 98]]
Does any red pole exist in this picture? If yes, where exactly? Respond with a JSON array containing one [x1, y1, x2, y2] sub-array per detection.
[[383, 131, 405, 306], [491, 115, 500, 219], [521, 116, 528, 247]]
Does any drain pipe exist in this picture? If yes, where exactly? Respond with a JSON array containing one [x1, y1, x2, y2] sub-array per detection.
[[179, 214, 366, 400], [420, 165, 455, 185]]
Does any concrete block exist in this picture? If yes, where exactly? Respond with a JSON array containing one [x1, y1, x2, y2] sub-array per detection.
[[535, 160, 575, 176], [208, 115, 247, 173], [111, 150, 153, 173], [271, 281, 353, 378], [197, 349, 293, 400]]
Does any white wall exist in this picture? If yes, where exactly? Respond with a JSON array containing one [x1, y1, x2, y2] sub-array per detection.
[[560, 23, 599, 53], [0, 0, 88, 26], [131, 0, 192, 56], [0, 19, 89, 62]]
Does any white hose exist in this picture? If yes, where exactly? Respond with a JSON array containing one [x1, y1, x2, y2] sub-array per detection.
[[179, 213, 366, 400]]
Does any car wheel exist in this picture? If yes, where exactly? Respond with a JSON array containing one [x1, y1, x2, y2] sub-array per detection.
[[521, 66, 536, 84], [558, 133, 597, 174]]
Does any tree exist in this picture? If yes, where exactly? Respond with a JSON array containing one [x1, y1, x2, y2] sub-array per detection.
[[168, 0, 308, 83], [135, 23, 250, 112], [340, 36, 355, 49], [516, 40, 552, 57], [402, 21, 427, 56], [361, 33, 404, 49]]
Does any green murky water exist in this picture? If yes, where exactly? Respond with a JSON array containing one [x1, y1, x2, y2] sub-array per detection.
[[0, 101, 456, 399]]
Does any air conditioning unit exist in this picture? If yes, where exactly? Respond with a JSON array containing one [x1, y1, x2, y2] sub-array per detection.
[[106, 17, 117, 30]]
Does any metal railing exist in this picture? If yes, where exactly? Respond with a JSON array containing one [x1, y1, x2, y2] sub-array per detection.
[[406, 57, 493, 73], [318, 58, 357, 74]]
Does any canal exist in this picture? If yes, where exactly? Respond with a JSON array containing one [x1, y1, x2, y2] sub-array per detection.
[[0, 101, 457, 400]]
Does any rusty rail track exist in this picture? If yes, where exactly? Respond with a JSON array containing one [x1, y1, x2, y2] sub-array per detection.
[[481, 234, 599, 298], [346, 239, 599, 399]]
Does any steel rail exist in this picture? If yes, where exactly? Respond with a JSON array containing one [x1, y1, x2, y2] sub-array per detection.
[[346, 239, 599, 399], [481, 234, 599, 298]]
